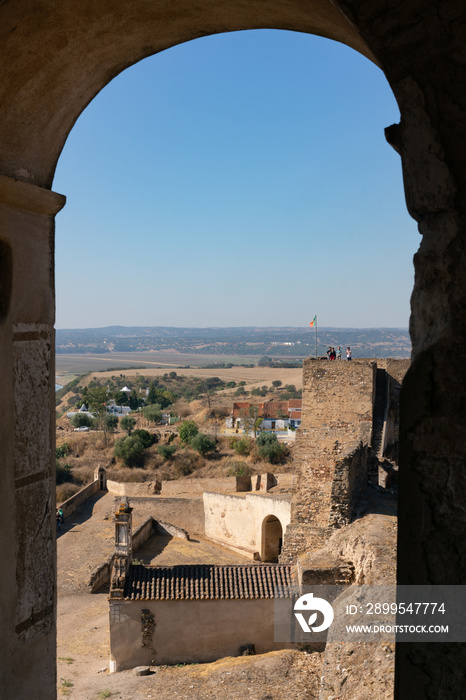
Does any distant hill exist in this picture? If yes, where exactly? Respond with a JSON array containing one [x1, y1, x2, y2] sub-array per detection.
[[56, 326, 411, 359]]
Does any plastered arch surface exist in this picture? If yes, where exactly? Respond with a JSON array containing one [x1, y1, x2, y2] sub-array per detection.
[[0, 0, 375, 188]]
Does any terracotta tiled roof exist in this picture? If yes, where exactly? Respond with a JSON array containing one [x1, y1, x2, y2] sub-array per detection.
[[124, 565, 294, 601], [289, 411, 301, 420], [288, 400, 302, 409], [232, 402, 252, 419]]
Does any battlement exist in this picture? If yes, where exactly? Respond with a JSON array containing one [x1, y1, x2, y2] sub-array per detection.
[[280, 358, 408, 563]]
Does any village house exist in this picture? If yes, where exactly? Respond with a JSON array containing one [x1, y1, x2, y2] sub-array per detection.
[[225, 399, 302, 432]]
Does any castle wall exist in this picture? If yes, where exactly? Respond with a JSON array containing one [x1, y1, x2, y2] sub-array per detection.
[[280, 359, 375, 562]]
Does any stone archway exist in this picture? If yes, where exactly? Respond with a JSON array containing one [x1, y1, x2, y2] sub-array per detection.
[[1, 3, 465, 698], [261, 515, 283, 563]]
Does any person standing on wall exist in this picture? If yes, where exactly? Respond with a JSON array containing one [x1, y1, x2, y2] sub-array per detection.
[[346, 347, 352, 361], [337, 346, 342, 360]]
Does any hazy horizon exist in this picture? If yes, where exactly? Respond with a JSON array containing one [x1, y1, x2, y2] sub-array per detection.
[[56, 323, 410, 330]]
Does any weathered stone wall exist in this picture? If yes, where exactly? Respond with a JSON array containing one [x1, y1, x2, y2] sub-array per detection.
[[109, 598, 296, 670], [382, 359, 411, 455], [280, 360, 375, 563]]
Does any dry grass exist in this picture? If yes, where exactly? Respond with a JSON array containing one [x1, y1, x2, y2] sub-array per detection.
[[81, 366, 303, 388], [56, 390, 296, 502]]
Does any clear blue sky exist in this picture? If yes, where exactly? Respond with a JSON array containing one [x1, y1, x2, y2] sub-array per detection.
[[53, 29, 419, 330]]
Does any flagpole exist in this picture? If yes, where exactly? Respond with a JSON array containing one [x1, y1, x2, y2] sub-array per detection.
[[315, 315, 318, 358]]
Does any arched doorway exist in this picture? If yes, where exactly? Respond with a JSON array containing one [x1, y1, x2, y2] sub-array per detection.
[[261, 515, 283, 563]]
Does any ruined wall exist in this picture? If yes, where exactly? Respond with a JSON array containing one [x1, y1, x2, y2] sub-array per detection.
[[107, 479, 160, 497], [280, 359, 375, 563]]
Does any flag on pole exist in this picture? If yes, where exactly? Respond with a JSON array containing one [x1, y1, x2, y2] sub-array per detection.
[[309, 316, 316, 328]]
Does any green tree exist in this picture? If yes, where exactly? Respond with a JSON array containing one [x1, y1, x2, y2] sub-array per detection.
[[157, 444, 177, 460], [144, 404, 163, 424], [256, 432, 287, 464], [132, 429, 157, 449], [190, 432, 216, 455], [120, 416, 136, 435], [86, 386, 108, 414], [272, 380, 282, 388], [105, 415, 119, 432], [114, 434, 146, 467], [233, 437, 252, 456], [114, 390, 129, 406], [258, 356, 274, 367], [129, 389, 140, 410], [179, 419, 199, 443], [70, 413, 94, 429], [147, 381, 158, 405]]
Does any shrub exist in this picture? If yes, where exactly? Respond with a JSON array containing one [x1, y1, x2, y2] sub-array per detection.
[[173, 451, 199, 476], [233, 437, 252, 456], [56, 460, 73, 485], [70, 413, 94, 429], [235, 386, 246, 396], [120, 416, 136, 434], [256, 432, 288, 464], [56, 443, 71, 459], [226, 381, 236, 388], [228, 436, 239, 449], [157, 444, 177, 460], [226, 461, 253, 477], [56, 482, 80, 503], [190, 433, 216, 455], [272, 380, 282, 388], [179, 419, 199, 443], [132, 429, 158, 448]]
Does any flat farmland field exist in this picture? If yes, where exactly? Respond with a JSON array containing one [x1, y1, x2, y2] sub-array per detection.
[[56, 352, 304, 388], [91, 365, 303, 388], [56, 351, 260, 374], [55, 351, 304, 388]]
